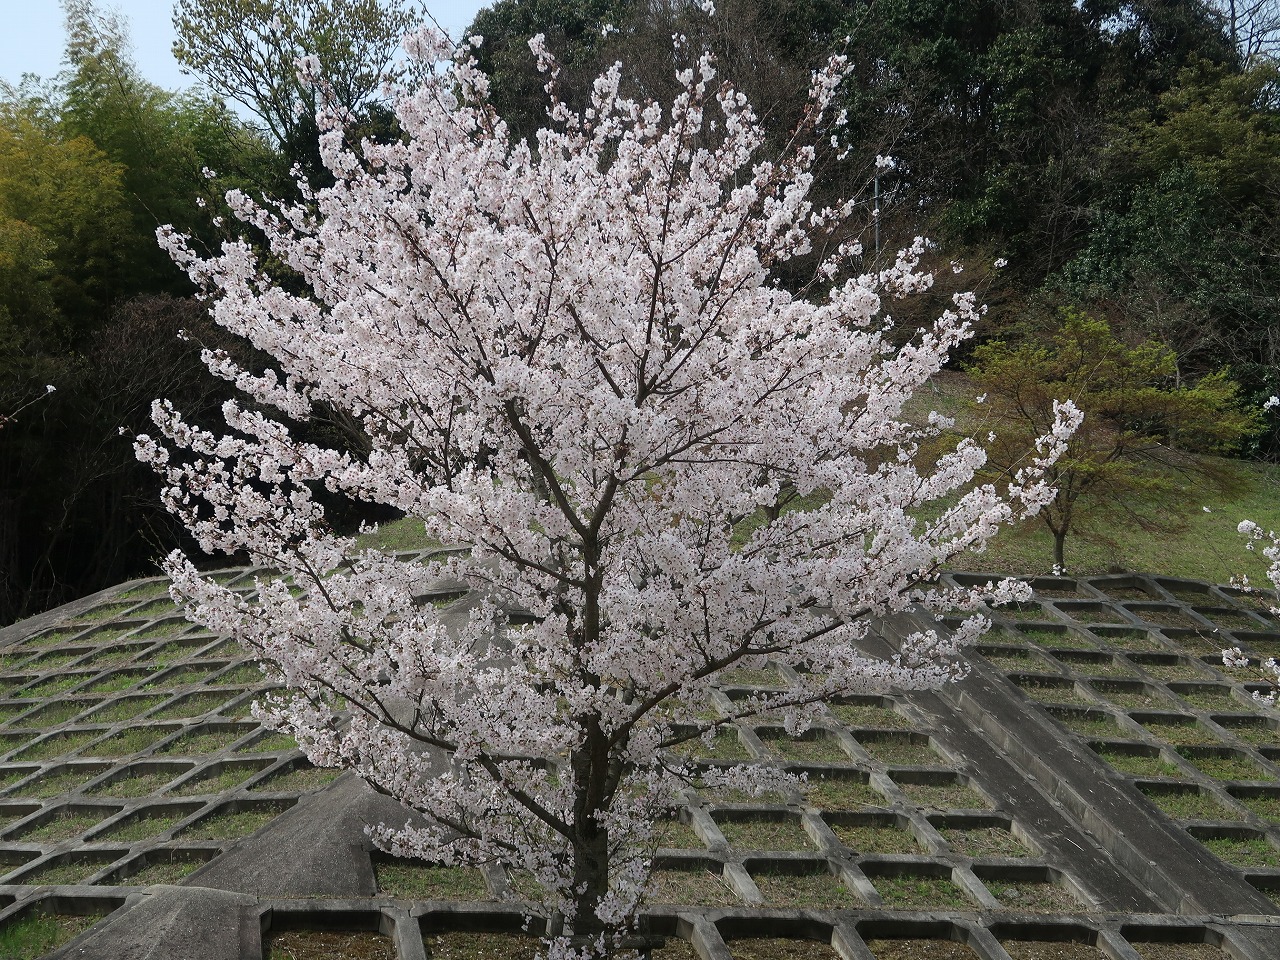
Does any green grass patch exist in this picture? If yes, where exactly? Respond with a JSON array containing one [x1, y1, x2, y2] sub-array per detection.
[[87, 770, 183, 798], [374, 861, 489, 900], [860, 736, 941, 767], [0, 734, 31, 756], [1052, 711, 1121, 738], [84, 670, 154, 693], [1180, 750, 1273, 782], [73, 602, 136, 622], [672, 730, 752, 761], [800, 776, 883, 810], [87, 727, 174, 758], [0, 766, 32, 791], [1096, 630, 1166, 652], [14, 732, 96, 762], [202, 640, 242, 658], [1141, 721, 1223, 747], [251, 765, 341, 792], [1140, 787, 1242, 821], [85, 696, 166, 724], [646, 867, 737, 905], [981, 651, 1043, 672], [26, 699, 96, 725], [1019, 628, 1096, 649], [829, 703, 910, 728], [176, 805, 290, 840], [1215, 720, 1274, 746], [716, 817, 812, 851], [762, 734, 849, 763], [354, 516, 441, 553], [987, 879, 1082, 912], [126, 856, 205, 885], [148, 641, 204, 666], [22, 859, 105, 885], [120, 582, 171, 600], [1077, 659, 1139, 679], [23, 630, 80, 647], [1094, 748, 1183, 778], [147, 666, 219, 689], [1175, 688, 1242, 711], [13, 768, 105, 798], [897, 780, 990, 811], [831, 823, 921, 854], [1096, 687, 1174, 710], [1012, 679, 1092, 705], [0, 702, 33, 725], [80, 646, 145, 669], [150, 693, 233, 721], [719, 668, 787, 688], [941, 827, 1030, 858], [29, 649, 90, 669], [653, 817, 702, 849], [1238, 792, 1280, 820], [134, 622, 187, 641], [967, 458, 1280, 584], [14, 811, 105, 842], [873, 873, 973, 909], [22, 674, 91, 697], [751, 870, 861, 908], [96, 811, 187, 842], [159, 728, 250, 756], [1200, 834, 1280, 867], [0, 913, 100, 958], [236, 731, 295, 753], [129, 599, 180, 618], [217, 663, 266, 685], [169, 765, 259, 795], [1140, 662, 1215, 682]]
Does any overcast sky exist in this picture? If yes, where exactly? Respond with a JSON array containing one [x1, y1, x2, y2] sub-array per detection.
[[0, 1, 488, 93]]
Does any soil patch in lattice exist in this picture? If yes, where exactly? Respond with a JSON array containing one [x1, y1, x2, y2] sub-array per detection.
[[728, 938, 838, 959], [1001, 940, 1108, 959], [865, 939, 978, 959], [422, 931, 544, 960], [263, 929, 395, 960]]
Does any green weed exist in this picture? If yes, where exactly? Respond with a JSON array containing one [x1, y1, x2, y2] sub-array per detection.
[[0, 913, 100, 957]]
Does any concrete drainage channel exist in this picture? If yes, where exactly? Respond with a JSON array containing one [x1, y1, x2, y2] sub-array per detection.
[[0, 562, 1275, 958]]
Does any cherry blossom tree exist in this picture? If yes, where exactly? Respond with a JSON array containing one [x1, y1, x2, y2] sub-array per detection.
[[138, 25, 1079, 957]]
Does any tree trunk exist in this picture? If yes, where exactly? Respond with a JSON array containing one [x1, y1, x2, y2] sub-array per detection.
[[569, 820, 611, 940], [568, 712, 612, 943], [1053, 529, 1067, 573]]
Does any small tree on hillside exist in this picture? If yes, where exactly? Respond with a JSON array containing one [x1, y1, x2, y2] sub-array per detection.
[[968, 309, 1255, 573], [139, 27, 1079, 957]]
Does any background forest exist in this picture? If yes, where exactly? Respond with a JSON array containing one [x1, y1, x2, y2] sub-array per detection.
[[2, 0, 1279, 626]]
